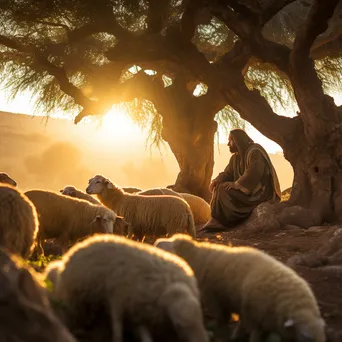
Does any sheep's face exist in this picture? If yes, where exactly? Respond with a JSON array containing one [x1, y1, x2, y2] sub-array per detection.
[[283, 313, 326, 342], [60, 186, 76, 197], [0, 173, 17, 187], [91, 214, 114, 234], [86, 175, 113, 195], [154, 238, 176, 254]]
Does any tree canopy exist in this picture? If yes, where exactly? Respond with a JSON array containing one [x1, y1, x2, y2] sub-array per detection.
[[0, 0, 341, 147]]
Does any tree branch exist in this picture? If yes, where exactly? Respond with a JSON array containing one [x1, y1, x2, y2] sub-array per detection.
[[181, 0, 203, 40], [289, 0, 341, 142], [146, 0, 170, 34], [260, 0, 297, 26], [0, 35, 106, 117]]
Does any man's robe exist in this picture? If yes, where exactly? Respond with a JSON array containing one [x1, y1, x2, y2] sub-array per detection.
[[210, 143, 281, 226]]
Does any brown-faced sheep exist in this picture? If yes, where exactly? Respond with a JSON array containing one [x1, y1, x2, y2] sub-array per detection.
[[122, 186, 142, 193], [0, 172, 17, 186], [86, 175, 196, 239], [137, 187, 183, 198], [53, 234, 209, 342], [179, 193, 211, 225], [60, 185, 101, 204], [25, 189, 123, 255], [0, 248, 76, 342], [155, 234, 326, 342], [0, 184, 39, 258]]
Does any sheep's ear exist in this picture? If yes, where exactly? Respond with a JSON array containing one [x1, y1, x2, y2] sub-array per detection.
[[59, 189, 63, 193], [154, 239, 175, 253], [105, 180, 114, 189]]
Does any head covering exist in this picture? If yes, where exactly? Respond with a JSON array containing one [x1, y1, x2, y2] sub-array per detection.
[[229, 129, 254, 157]]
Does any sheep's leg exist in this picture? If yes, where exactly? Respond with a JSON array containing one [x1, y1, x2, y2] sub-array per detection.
[[162, 284, 209, 342], [36, 232, 45, 256], [59, 239, 69, 255], [136, 325, 153, 342], [110, 306, 123, 342]]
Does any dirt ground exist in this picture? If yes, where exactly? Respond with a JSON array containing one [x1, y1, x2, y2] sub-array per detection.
[[197, 227, 342, 341]]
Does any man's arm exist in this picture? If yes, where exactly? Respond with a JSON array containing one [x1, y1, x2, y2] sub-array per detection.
[[234, 150, 266, 195]]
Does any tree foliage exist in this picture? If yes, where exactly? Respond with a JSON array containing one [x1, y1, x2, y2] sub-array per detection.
[[0, 0, 341, 150]]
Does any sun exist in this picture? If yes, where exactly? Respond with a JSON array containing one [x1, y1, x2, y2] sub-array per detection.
[[93, 105, 144, 145]]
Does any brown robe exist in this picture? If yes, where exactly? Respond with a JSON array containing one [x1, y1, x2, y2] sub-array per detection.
[[210, 143, 281, 227]]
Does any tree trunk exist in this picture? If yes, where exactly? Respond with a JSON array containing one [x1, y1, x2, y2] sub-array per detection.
[[283, 119, 342, 225], [161, 108, 217, 202]]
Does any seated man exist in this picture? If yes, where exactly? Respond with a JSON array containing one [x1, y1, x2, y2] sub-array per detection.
[[201, 129, 281, 231]]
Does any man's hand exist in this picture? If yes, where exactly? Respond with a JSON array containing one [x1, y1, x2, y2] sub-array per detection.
[[225, 182, 239, 192], [209, 180, 218, 192]]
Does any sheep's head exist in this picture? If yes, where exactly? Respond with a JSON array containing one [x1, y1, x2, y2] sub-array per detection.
[[60, 186, 77, 197], [282, 311, 326, 342], [91, 212, 130, 236], [86, 175, 115, 195], [154, 234, 194, 254], [0, 172, 17, 187]]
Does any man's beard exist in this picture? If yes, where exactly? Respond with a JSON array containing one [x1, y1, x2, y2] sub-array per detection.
[[229, 145, 238, 153]]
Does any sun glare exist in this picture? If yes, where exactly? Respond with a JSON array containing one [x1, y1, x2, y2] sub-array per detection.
[[93, 106, 144, 145]]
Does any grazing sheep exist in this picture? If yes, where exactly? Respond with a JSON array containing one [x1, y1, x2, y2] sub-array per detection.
[[0, 172, 17, 186], [179, 193, 211, 225], [155, 234, 326, 342], [0, 184, 39, 258], [86, 175, 196, 239], [24, 189, 123, 255], [60, 185, 101, 205], [122, 186, 142, 194], [0, 248, 76, 342], [54, 234, 209, 342], [138, 187, 183, 198]]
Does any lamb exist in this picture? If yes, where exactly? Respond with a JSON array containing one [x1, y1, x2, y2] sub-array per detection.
[[0, 172, 17, 186], [155, 234, 326, 342], [24, 189, 125, 255], [0, 248, 76, 342], [60, 185, 101, 204], [122, 186, 142, 194], [53, 234, 209, 342], [86, 175, 196, 239], [0, 184, 39, 258], [179, 193, 211, 225], [139, 189, 210, 225], [138, 187, 183, 198]]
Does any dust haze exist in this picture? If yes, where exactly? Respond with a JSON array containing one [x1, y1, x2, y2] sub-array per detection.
[[0, 111, 294, 192]]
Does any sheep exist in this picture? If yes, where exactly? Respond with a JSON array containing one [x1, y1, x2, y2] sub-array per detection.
[[0, 248, 76, 342], [155, 234, 326, 342], [44, 259, 64, 289], [0, 184, 39, 258], [0, 172, 17, 186], [60, 185, 101, 205], [24, 189, 125, 255], [86, 175, 196, 239], [137, 187, 183, 198], [53, 234, 209, 342], [122, 186, 142, 193], [179, 193, 211, 225]]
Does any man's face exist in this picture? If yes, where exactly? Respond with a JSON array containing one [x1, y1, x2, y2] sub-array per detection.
[[228, 134, 238, 153]]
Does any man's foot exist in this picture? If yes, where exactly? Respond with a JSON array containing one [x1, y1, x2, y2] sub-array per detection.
[[198, 218, 227, 233]]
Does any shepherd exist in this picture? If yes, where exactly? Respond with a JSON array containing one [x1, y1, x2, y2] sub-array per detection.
[[201, 129, 281, 232]]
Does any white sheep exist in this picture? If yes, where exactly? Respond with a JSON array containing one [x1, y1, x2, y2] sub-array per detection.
[[155, 234, 326, 342], [122, 186, 142, 193], [0, 184, 39, 258], [60, 185, 100, 204], [0, 248, 76, 342], [179, 193, 211, 225], [86, 175, 196, 239], [53, 234, 209, 342], [0, 172, 17, 186], [24, 189, 125, 255], [137, 187, 183, 198]]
